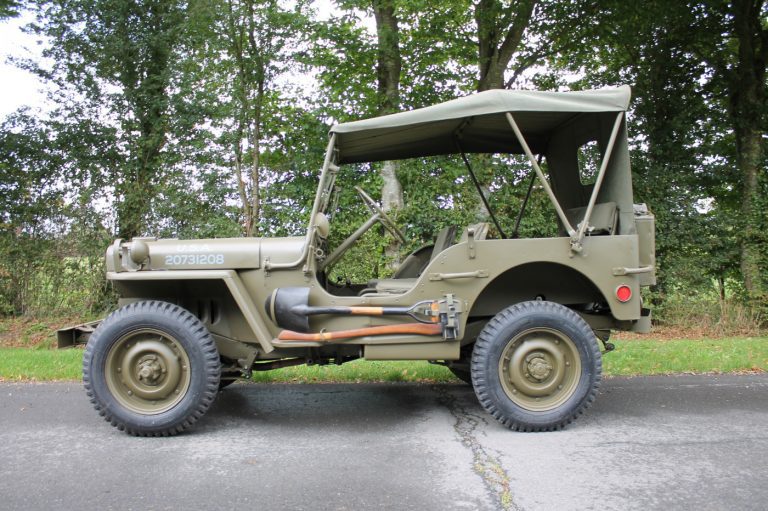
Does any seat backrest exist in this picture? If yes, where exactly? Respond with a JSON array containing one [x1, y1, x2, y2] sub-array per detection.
[[565, 202, 618, 235], [430, 225, 457, 261], [458, 222, 490, 243]]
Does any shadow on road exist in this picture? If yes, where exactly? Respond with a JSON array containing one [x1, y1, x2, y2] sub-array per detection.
[[202, 382, 477, 433]]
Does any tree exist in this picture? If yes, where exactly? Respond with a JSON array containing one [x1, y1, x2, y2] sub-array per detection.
[[471, 0, 600, 91], [0, 0, 22, 19], [210, 0, 311, 236], [547, 2, 707, 296], [0, 111, 115, 315], [694, 0, 768, 303], [28, 0, 188, 239], [312, 1, 409, 268]]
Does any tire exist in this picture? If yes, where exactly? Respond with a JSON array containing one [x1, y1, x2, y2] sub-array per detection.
[[471, 301, 601, 431], [83, 301, 221, 436]]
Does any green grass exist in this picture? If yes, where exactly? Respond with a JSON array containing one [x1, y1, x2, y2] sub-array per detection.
[[1, 337, 766, 382], [0, 348, 84, 381], [603, 337, 768, 376]]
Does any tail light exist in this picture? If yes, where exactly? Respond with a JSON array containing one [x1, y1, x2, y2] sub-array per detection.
[[615, 284, 632, 303]]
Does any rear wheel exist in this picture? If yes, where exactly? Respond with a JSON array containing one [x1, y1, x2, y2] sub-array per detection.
[[471, 301, 601, 431], [83, 301, 221, 436]]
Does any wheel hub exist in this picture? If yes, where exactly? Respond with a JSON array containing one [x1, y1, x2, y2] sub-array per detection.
[[105, 329, 191, 414], [136, 355, 165, 386], [526, 354, 552, 381], [498, 327, 582, 411]]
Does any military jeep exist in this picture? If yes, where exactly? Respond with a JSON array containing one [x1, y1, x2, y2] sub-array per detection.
[[63, 86, 655, 435]]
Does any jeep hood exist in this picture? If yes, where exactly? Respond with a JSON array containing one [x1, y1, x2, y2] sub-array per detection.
[[106, 237, 305, 273]]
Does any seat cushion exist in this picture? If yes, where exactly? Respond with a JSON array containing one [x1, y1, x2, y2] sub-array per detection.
[[373, 277, 416, 294]]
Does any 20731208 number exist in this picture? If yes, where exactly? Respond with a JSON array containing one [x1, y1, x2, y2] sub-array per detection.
[[164, 254, 225, 265]]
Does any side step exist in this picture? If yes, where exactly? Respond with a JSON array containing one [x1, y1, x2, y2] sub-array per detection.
[[56, 320, 102, 348]]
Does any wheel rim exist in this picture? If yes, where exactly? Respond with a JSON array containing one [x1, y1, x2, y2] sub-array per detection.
[[498, 327, 582, 412], [104, 328, 191, 414]]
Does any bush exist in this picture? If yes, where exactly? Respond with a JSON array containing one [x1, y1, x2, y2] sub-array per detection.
[[650, 279, 764, 336], [0, 231, 115, 318]]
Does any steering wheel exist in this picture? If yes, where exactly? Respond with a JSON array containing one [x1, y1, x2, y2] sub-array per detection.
[[320, 187, 407, 271], [355, 186, 406, 243]]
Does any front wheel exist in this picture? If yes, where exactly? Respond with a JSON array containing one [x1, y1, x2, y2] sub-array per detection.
[[471, 301, 601, 431], [83, 301, 221, 436]]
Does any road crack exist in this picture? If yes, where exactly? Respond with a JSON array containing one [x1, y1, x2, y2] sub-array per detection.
[[434, 386, 521, 511]]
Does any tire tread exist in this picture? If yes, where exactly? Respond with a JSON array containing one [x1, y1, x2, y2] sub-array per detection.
[[470, 301, 602, 431], [83, 300, 221, 436]]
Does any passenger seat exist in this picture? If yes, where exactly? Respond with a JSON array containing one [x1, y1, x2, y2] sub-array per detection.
[[367, 224, 489, 295], [369, 225, 457, 294]]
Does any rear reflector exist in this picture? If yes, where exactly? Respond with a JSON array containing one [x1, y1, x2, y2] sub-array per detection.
[[616, 285, 632, 303]]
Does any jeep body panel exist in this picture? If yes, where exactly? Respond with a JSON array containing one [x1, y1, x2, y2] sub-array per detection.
[[105, 232, 645, 356]]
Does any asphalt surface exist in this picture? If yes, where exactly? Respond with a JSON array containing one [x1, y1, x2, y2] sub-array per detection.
[[1, 375, 767, 511]]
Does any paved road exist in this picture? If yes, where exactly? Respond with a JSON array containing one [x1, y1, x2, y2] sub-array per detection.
[[1, 375, 767, 511]]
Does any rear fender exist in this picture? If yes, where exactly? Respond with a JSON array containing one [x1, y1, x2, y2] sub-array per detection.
[[469, 261, 638, 323]]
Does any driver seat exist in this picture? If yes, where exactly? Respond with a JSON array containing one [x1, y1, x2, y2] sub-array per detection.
[[360, 225, 456, 295], [364, 224, 488, 295]]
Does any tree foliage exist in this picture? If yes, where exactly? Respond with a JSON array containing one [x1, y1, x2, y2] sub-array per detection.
[[0, 0, 765, 319]]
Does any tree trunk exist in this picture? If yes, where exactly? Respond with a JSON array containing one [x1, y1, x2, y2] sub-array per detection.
[[729, 0, 767, 302], [373, 0, 404, 269], [248, 76, 265, 237], [381, 160, 403, 212], [233, 117, 252, 236], [475, 0, 536, 92], [736, 125, 764, 300], [373, 0, 401, 114]]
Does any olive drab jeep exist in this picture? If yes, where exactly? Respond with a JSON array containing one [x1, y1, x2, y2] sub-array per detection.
[[59, 86, 655, 436]]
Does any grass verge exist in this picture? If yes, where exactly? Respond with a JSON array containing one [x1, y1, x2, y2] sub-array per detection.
[[0, 348, 84, 381], [1, 337, 766, 382], [604, 337, 767, 376]]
